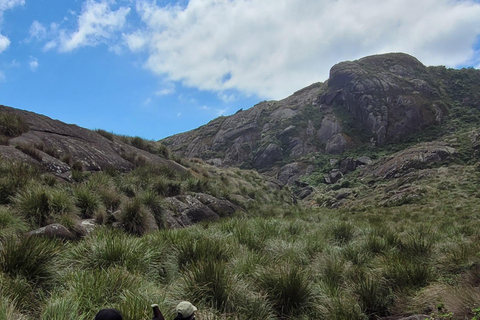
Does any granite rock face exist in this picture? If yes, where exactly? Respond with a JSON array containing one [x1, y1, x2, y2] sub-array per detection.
[[0, 105, 187, 180], [322, 53, 445, 146], [162, 53, 467, 178]]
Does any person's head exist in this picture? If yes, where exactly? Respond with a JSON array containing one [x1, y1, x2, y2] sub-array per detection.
[[174, 301, 197, 320], [94, 308, 123, 320]]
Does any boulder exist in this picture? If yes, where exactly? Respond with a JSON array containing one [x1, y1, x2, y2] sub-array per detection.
[[193, 193, 242, 217], [369, 142, 456, 178], [277, 163, 301, 185], [294, 186, 313, 199], [164, 195, 220, 227], [325, 169, 343, 184], [26, 223, 75, 240]]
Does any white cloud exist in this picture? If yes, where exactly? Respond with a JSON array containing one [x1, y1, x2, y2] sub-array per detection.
[[29, 20, 47, 40], [57, 0, 130, 52], [0, 0, 24, 11], [0, 0, 24, 53], [155, 82, 175, 96], [123, 31, 147, 52], [29, 56, 38, 71], [0, 33, 9, 52], [43, 40, 57, 51], [131, 0, 480, 99]]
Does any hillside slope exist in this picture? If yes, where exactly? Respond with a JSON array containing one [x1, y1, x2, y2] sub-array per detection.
[[161, 53, 480, 180]]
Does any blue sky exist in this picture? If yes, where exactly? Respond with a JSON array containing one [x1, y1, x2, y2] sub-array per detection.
[[0, 0, 479, 140]]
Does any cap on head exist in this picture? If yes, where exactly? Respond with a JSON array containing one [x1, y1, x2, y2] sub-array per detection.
[[176, 301, 198, 318], [94, 308, 123, 320]]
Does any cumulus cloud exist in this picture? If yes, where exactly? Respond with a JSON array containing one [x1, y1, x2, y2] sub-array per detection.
[[127, 0, 480, 99], [0, 33, 9, 52], [0, 0, 24, 11], [29, 56, 38, 71], [0, 0, 24, 53], [57, 0, 130, 52], [29, 20, 47, 40]]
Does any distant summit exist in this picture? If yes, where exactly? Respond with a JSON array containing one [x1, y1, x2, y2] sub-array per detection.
[[161, 52, 480, 177]]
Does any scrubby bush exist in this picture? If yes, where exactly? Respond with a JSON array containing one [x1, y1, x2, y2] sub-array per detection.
[[0, 112, 28, 137], [74, 185, 101, 218], [119, 197, 151, 236], [0, 235, 60, 287], [255, 264, 316, 317]]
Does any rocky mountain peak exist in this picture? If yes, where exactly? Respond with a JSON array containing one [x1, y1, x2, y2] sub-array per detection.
[[162, 52, 477, 182]]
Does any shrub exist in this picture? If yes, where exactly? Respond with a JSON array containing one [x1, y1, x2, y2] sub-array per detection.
[[353, 274, 393, 317], [95, 129, 114, 141], [40, 298, 87, 320], [74, 185, 101, 218], [15, 143, 42, 161], [119, 197, 151, 236], [329, 221, 356, 246], [0, 207, 28, 238], [0, 273, 37, 315], [61, 153, 72, 165], [184, 177, 210, 193], [318, 252, 347, 294], [64, 227, 157, 276], [153, 179, 183, 197], [71, 161, 84, 171], [175, 236, 232, 269], [383, 252, 436, 290], [12, 184, 50, 227], [255, 264, 316, 317], [0, 112, 28, 137], [53, 268, 159, 319], [157, 144, 170, 158], [398, 227, 437, 259], [48, 188, 76, 216], [130, 136, 148, 150], [98, 187, 123, 213], [182, 259, 232, 311], [140, 189, 166, 229], [0, 235, 60, 287]]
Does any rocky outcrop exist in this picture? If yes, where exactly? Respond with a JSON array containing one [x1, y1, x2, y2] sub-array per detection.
[[0, 105, 187, 179], [162, 53, 476, 177], [26, 223, 75, 240], [368, 142, 456, 178], [321, 53, 445, 146], [163, 193, 242, 228]]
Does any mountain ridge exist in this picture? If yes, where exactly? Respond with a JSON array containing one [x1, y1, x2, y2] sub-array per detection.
[[161, 52, 480, 184]]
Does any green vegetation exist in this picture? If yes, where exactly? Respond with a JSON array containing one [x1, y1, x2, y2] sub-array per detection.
[[0, 111, 29, 138], [1, 155, 480, 319]]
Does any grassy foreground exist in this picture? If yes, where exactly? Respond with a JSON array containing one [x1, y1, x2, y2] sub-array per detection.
[[0, 158, 480, 319]]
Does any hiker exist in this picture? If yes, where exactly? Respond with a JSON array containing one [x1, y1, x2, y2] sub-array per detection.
[[94, 308, 123, 320], [174, 301, 197, 320]]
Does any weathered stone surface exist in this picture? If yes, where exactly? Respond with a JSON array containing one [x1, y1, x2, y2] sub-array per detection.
[[369, 142, 456, 178], [193, 193, 242, 217], [317, 115, 341, 143], [295, 186, 313, 199], [161, 53, 478, 181], [356, 156, 373, 166], [0, 105, 188, 178], [322, 53, 445, 146], [325, 133, 350, 154], [164, 195, 220, 227], [277, 163, 301, 185], [76, 219, 96, 235], [254, 143, 283, 169], [325, 169, 343, 184], [26, 223, 75, 240]]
